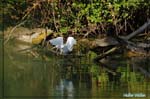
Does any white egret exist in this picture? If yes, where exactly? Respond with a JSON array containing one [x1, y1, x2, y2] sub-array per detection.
[[49, 36, 76, 54]]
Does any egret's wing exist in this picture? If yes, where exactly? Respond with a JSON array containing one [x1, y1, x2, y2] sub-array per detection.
[[61, 45, 69, 54], [65, 37, 76, 51], [49, 37, 63, 48]]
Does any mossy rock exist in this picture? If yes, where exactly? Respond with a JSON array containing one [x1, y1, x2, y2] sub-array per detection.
[[31, 30, 53, 44], [32, 32, 49, 44]]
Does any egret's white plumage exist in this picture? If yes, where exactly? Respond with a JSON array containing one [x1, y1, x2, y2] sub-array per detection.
[[65, 37, 76, 51], [49, 36, 76, 54], [49, 37, 63, 49]]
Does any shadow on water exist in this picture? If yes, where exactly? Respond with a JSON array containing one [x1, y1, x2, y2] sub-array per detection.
[[2, 40, 150, 99]]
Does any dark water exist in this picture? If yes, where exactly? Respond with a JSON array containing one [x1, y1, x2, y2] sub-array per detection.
[[1, 39, 150, 99], [0, 37, 3, 98]]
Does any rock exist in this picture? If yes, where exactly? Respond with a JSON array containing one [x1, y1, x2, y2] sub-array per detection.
[[4, 27, 53, 44], [92, 36, 119, 47], [32, 30, 52, 44], [16, 28, 53, 44]]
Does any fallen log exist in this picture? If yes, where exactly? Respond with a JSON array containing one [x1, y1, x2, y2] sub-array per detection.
[[91, 26, 149, 60], [122, 19, 150, 40], [114, 20, 150, 57], [117, 19, 150, 48]]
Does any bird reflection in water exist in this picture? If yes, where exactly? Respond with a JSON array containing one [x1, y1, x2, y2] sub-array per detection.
[[56, 79, 74, 97], [56, 63, 74, 97]]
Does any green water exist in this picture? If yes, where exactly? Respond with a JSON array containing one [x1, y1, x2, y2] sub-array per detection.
[[1, 39, 150, 99]]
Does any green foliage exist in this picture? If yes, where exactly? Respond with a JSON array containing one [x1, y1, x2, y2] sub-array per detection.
[[1, 0, 149, 35], [1, 0, 26, 28], [60, 27, 69, 33]]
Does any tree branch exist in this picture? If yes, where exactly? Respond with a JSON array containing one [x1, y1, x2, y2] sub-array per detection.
[[124, 19, 150, 40]]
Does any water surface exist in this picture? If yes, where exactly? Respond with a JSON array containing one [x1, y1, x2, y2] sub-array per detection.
[[1, 39, 150, 99]]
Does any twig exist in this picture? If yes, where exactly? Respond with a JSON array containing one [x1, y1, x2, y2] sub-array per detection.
[[51, 2, 58, 32], [94, 47, 118, 62], [17, 45, 38, 52], [4, 20, 27, 44], [22, 1, 40, 20], [83, 31, 90, 38]]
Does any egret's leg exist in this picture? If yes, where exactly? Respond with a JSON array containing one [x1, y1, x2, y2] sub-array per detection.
[[52, 46, 56, 50], [60, 49, 63, 54], [52, 47, 59, 53]]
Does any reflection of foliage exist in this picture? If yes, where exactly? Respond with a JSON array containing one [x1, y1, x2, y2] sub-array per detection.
[[1, 0, 149, 35], [90, 65, 99, 76]]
